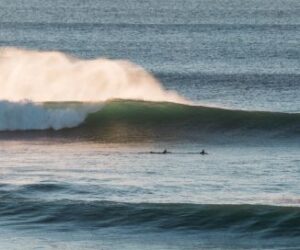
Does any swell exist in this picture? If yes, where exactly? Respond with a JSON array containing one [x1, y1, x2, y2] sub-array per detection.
[[2, 22, 299, 30], [0, 195, 299, 237]]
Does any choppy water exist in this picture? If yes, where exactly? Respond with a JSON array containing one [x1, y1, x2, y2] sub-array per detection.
[[0, 0, 299, 249], [0, 140, 300, 250]]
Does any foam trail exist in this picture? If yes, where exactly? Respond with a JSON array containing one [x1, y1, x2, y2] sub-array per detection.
[[0, 47, 187, 103], [0, 101, 101, 131]]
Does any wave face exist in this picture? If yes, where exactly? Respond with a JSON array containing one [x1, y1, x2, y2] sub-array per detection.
[[0, 194, 299, 237], [0, 47, 186, 103], [82, 100, 300, 141], [0, 100, 299, 137], [84, 100, 300, 130]]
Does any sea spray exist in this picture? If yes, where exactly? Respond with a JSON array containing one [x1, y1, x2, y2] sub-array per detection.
[[0, 47, 187, 103]]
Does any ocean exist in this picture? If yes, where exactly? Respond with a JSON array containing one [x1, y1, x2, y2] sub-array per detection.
[[0, 0, 299, 249]]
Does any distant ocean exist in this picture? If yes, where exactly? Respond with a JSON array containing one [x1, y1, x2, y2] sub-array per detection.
[[0, 0, 299, 249]]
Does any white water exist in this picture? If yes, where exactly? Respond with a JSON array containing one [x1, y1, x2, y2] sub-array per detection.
[[0, 101, 101, 131], [0, 47, 186, 103]]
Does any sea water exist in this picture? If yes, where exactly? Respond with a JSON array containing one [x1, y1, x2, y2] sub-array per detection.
[[0, 0, 299, 249]]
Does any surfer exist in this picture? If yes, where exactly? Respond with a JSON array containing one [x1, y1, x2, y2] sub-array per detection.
[[150, 149, 170, 154], [200, 149, 208, 155]]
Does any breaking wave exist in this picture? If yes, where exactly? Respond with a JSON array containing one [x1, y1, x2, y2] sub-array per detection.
[[0, 100, 299, 138], [0, 48, 299, 137]]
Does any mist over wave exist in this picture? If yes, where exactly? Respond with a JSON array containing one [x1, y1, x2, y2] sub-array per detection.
[[1, 48, 298, 134], [0, 47, 186, 103]]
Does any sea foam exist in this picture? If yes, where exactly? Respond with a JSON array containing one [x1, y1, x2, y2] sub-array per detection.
[[0, 100, 101, 131]]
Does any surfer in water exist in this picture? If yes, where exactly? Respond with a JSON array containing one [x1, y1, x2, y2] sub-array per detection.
[[150, 149, 170, 154], [200, 149, 208, 155]]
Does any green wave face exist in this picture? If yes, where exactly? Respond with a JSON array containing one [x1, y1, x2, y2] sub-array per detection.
[[83, 100, 300, 133], [85, 100, 299, 127], [1, 99, 299, 142]]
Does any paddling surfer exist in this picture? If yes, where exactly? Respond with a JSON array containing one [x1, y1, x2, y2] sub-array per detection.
[[150, 149, 170, 154], [200, 149, 208, 155]]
